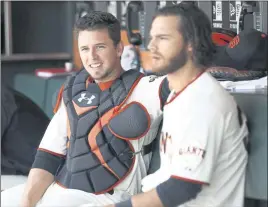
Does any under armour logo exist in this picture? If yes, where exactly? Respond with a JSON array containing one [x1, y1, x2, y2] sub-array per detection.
[[78, 93, 95, 105]]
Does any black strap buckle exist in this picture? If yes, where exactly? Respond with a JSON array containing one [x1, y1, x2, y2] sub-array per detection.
[[128, 149, 143, 159], [108, 189, 114, 195], [128, 141, 154, 159]]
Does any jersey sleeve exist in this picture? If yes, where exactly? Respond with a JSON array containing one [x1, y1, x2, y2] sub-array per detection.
[[38, 99, 68, 156], [169, 107, 224, 184], [32, 99, 68, 174]]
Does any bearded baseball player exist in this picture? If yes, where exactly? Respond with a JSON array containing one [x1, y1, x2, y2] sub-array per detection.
[[109, 3, 249, 207]]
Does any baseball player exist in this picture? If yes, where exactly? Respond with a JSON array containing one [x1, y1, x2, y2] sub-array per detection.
[[1, 12, 169, 207], [110, 3, 249, 207]]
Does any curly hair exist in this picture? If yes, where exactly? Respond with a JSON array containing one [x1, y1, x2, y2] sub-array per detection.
[[155, 2, 215, 67], [74, 11, 121, 46]]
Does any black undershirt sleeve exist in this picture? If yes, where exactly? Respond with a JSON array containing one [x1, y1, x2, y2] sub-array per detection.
[[32, 150, 65, 175], [156, 177, 202, 207]]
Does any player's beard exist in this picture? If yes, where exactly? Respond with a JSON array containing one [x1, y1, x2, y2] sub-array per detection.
[[156, 46, 188, 76]]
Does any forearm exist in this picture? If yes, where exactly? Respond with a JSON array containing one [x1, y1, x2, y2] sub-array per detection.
[[132, 189, 164, 207], [107, 189, 163, 207], [20, 98, 67, 207], [111, 177, 202, 207], [21, 168, 54, 207]]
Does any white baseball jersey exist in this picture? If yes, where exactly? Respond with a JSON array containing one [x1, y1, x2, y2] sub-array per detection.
[[38, 74, 165, 198], [142, 72, 248, 207]]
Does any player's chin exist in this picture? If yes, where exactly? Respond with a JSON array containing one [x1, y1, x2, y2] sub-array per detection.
[[93, 72, 111, 82], [91, 73, 105, 81], [85, 67, 97, 76], [87, 69, 103, 78]]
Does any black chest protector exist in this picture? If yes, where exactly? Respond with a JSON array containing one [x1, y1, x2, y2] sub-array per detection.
[[55, 69, 154, 194]]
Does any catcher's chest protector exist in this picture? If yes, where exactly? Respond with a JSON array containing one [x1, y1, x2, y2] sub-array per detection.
[[55, 69, 151, 194]]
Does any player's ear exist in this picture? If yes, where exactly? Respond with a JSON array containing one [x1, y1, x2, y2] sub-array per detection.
[[187, 42, 193, 53], [116, 41, 124, 58], [186, 42, 194, 60]]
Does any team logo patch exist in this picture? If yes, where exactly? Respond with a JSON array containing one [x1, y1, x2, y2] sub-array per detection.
[[73, 91, 99, 107], [178, 146, 206, 159], [149, 75, 160, 83], [160, 132, 172, 154], [175, 145, 206, 171]]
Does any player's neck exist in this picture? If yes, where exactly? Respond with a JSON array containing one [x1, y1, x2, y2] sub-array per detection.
[[167, 61, 203, 93]]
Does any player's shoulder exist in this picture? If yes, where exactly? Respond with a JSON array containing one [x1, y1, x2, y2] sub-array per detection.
[[193, 72, 236, 108], [206, 73, 238, 109], [138, 74, 167, 89], [128, 74, 167, 108]]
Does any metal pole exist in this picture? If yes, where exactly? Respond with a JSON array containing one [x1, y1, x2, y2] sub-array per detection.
[[259, 2, 267, 34], [116, 1, 122, 23], [94, 2, 108, 12], [197, 1, 213, 24], [4, 1, 13, 55]]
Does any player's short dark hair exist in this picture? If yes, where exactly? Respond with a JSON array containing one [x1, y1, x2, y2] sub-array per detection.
[[74, 11, 121, 46], [155, 2, 215, 67]]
